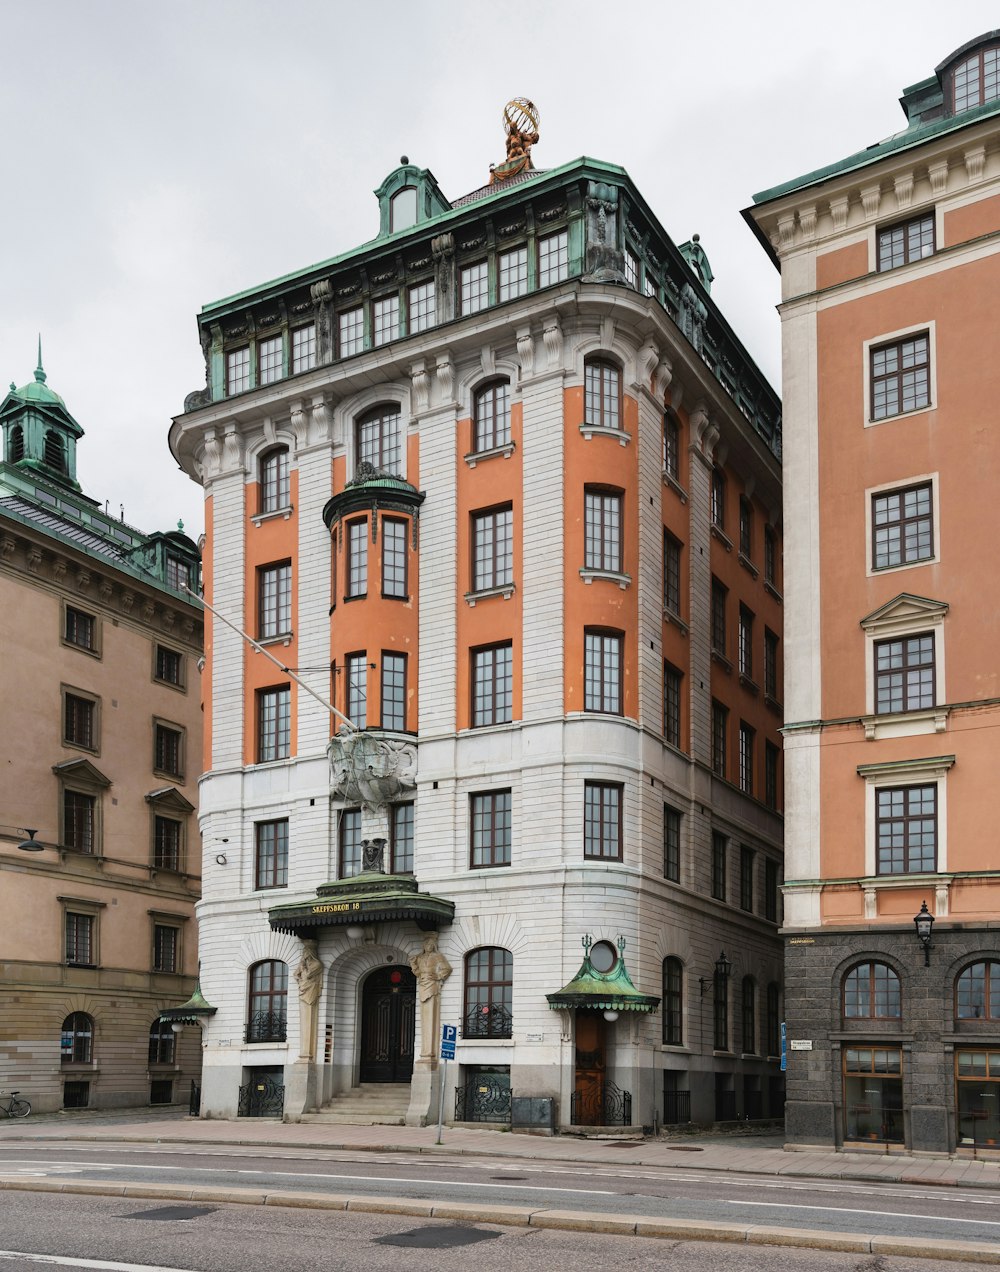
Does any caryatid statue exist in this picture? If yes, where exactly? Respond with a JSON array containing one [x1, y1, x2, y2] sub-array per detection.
[[293, 939, 323, 1060], [409, 932, 452, 1060]]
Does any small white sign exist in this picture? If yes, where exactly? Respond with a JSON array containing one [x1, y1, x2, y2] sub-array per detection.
[[789, 1039, 813, 1051], [525, 1032, 543, 1042]]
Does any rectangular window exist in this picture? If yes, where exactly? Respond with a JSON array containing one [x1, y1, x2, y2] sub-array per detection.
[[339, 808, 362, 878], [474, 381, 511, 451], [153, 925, 178, 973], [711, 832, 727, 901], [663, 532, 681, 614], [871, 332, 930, 420], [471, 790, 511, 868], [876, 784, 937, 874], [711, 578, 727, 657], [472, 506, 513, 591], [584, 489, 621, 572], [663, 805, 681, 882], [65, 606, 96, 652], [338, 306, 364, 357], [738, 606, 754, 679], [764, 526, 778, 587], [391, 802, 414, 874], [408, 281, 436, 333], [373, 295, 400, 347], [381, 652, 406, 730], [155, 645, 183, 686], [584, 630, 622, 714], [382, 518, 407, 598], [538, 231, 568, 287], [875, 634, 935, 715], [291, 324, 316, 373], [257, 686, 291, 762], [356, 406, 402, 475], [258, 335, 282, 386], [739, 496, 752, 558], [65, 913, 94, 966], [740, 845, 755, 912], [739, 722, 755, 796], [154, 816, 181, 871], [226, 346, 250, 395], [663, 963, 683, 1046], [742, 980, 756, 1054], [714, 976, 729, 1052], [712, 701, 728, 779], [584, 360, 621, 430], [472, 643, 512, 727], [711, 468, 726, 529], [461, 261, 489, 315], [872, 483, 934, 569], [64, 693, 96, 750], [584, 782, 622, 860], [624, 248, 639, 288], [260, 447, 290, 514], [764, 629, 779, 701], [498, 246, 528, 301], [843, 1047, 903, 1144], [347, 653, 368, 729], [258, 561, 292, 639], [663, 661, 682, 748], [663, 413, 679, 478], [764, 858, 779, 922], [347, 520, 368, 597], [765, 741, 780, 812], [64, 791, 96, 854], [877, 213, 935, 272], [255, 819, 288, 889], [165, 557, 191, 593], [154, 723, 183, 779]]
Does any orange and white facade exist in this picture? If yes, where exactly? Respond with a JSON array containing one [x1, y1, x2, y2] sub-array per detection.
[[749, 33, 1000, 1152], [172, 149, 784, 1127]]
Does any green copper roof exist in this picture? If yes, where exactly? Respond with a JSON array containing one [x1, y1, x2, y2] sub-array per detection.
[[158, 975, 217, 1023], [546, 937, 660, 1015], [13, 339, 66, 408], [269, 870, 455, 935]]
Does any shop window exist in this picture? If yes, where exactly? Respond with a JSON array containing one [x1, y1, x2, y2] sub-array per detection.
[[843, 1047, 903, 1143]]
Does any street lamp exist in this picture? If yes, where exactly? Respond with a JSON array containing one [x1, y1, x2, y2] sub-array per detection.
[[914, 901, 935, 966], [17, 829, 44, 853], [700, 950, 732, 995]]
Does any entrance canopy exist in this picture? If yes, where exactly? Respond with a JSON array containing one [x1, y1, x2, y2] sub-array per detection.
[[547, 937, 660, 1015], [268, 870, 454, 937]]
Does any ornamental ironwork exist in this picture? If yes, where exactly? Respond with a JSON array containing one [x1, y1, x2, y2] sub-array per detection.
[[571, 1079, 632, 1127], [454, 1074, 511, 1124], [461, 1002, 513, 1040], [237, 1075, 285, 1118], [244, 1011, 287, 1044]]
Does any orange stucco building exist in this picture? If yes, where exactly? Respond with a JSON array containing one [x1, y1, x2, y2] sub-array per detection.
[[749, 32, 1000, 1152]]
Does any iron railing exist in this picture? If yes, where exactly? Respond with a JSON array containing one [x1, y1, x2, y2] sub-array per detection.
[[237, 1075, 285, 1118], [454, 1074, 512, 1123], [460, 1002, 513, 1040], [244, 1011, 287, 1044], [189, 1081, 201, 1117], [715, 1088, 737, 1121], [571, 1080, 632, 1127], [662, 1088, 690, 1125]]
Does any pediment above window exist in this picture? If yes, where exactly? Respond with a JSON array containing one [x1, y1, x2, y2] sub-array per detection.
[[145, 787, 195, 815], [860, 592, 948, 634], [52, 757, 111, 789]]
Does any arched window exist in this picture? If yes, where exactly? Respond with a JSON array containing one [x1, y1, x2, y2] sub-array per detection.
[[956, 961, 1000, 1019], [61, 1012, 93, 1064], [473, 379, 511, 453], [390, 186, 417, 233], [843, 962, 901, 1020], [584, 358, 621, 430], [662, 957, 682, 1045], [766, 982, 781, 1056], [246, 960, 288, 1042], [44, 430, 65, 473], [356, 404, 403, 476], [148, 1018, 175, 1065], [463, 947, 512, 1039], [741, 976, 757, 1054], [953, 46, 1000, 113], [8, 424, 24, 463], [259, 446, 290, 515]]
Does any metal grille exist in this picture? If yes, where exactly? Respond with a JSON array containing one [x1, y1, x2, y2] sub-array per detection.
[[455, 1073, 511, 1123], [237, 1075, 284, 1117], [571, 1080, 632, 1127]]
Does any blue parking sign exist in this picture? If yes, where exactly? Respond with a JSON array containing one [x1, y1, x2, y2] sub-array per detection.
[[441, 1023, 457, 1059]]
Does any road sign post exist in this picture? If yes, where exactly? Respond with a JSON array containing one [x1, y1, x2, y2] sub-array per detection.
[[436, 1024, 457, 1145]]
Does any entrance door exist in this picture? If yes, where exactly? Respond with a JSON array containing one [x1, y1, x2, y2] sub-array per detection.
[[573, 1010, 606, 1125], [360, 965, 416, 1082]]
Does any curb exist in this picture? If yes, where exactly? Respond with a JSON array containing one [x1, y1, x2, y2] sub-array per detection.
[[0, 1176, 997, 1263]]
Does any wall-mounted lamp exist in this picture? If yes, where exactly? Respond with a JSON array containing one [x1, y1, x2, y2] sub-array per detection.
[[17, 829, 45, 853], [699, 949, 732, 996], [914, 901, 935, 966], [602, 1009, 620, 1022], [170, 1021, 185, 1035]]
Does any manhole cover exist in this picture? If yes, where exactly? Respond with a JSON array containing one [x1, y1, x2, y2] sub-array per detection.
[[125, 1206, 217, 1221], [374, 1225, 502, 1249], [664, 1145, 704, 1152]]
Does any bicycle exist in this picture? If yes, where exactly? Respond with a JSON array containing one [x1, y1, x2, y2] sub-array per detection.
[[0, 1090, 31, 1118]]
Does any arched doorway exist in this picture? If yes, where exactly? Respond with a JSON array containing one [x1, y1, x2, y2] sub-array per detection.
[[359, 964, 416, 1082]]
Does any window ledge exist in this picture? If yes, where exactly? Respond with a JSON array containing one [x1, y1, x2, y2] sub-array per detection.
[[711, 649, 732, 673], [764, 581, 782, 603], [251, 506, 294, 526], [258, 634, 293, 648], [861, 872, 952, 890], [464, 442, 516, 468], [580, 423, 631, 447], [458, 1037, 515, 1047], [765, 693, 782, 715], [739, 673, 759, 695], [866, 403, 933, 429], [663, 607, 688, 637], [662, 472, 688, 504], [465, 584, 515, 607], [862, 705, 949, 741], [738, 551, 759, 580], [580, 568, 631, 590], [710, 524, 733, 552]]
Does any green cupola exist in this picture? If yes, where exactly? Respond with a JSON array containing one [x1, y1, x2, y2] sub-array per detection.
[[0, 340, 84, 491]]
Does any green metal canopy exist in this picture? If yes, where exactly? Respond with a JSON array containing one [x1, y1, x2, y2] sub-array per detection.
[[269, 870, 454, 936], [158, 977, 217, 1025], [547, 937, 660, 1014]]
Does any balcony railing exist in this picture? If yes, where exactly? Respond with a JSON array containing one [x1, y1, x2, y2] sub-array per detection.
[[244, 1011, 287, 1044], [461, 1002, 513, 1039], [663, 1088, 691, 1125]]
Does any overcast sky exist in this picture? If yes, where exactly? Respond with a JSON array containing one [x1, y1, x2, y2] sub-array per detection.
[[3, 1, 996, 539]]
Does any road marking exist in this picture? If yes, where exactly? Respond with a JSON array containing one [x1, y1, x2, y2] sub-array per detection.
[[731, 1200, 1000, 1228], [0, 1254, 200, 1272]]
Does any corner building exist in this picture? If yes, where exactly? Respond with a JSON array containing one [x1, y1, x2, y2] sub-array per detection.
[[748, 33, 1000, 1153], [171, 130, 784, 1128]]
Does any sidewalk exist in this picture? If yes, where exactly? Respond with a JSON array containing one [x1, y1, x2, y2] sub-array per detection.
[[4, 1109, 1000, 1192]]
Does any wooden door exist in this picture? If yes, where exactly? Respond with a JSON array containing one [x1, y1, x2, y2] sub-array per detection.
[[359, 965, 416, 1082], [573, 1010, 606, 1125]]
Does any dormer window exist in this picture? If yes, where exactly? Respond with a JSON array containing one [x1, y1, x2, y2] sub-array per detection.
[[390, 186, 418, 233], [953, 44, 1000, 113]]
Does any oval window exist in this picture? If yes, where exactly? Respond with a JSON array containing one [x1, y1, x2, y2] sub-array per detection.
[[591, 941, 617, 974]]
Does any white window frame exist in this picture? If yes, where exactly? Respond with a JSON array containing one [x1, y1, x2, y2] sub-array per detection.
[[862, 320, 937, 428], [865, 472, 940, 578], [861, 594, 949, 740]]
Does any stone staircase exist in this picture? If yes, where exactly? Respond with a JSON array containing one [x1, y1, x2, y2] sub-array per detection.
[[300, 1083, 411, 1125]]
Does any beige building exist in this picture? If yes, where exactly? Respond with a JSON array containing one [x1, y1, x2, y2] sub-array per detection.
[[0, 353, 204, 1113]]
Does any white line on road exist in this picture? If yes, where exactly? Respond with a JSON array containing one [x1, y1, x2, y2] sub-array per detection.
[[0, 1254, 200, 1272], [730, 1200, 1000, 1228]]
